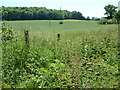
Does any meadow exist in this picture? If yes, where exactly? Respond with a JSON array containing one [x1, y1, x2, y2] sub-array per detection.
[[2, 20, 119, 88]]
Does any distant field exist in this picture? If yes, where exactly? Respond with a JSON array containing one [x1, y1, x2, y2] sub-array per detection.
[[6, 20, 117, 37], [6, 20, 97, 33], [6, 20, 118, 41]]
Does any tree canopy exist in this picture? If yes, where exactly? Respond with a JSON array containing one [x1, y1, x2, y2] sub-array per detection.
[[104, 4, 118, 19], [2, 7, 86, 20], [114, 10, 120, 24]]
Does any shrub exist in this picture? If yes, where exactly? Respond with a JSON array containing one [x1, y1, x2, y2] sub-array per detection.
[[98, 18, 117, 25], [112, 18, 117, 24], [114, 11, 120, 24], [97, 19, 107, 25], [59, 21, 63, 24], [107, 19, 112, 24]]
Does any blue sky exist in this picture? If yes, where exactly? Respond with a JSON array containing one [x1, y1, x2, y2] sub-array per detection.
[[0, 0, 119, 18]]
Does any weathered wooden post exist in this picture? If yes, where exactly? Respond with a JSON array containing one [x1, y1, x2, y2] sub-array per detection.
[[24, 29, 33, 74], [57, 34, 60, 41], [24, 29, 29, 48], [24, 29, 30, 62]]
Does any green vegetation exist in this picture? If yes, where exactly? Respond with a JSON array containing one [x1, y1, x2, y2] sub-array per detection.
[[104, 4, 118, 19], [98, 4, 119, 25], [98, 18, 117, 25], [2, 20, 118, 88], [114, 10, 120, 24], [2, 7, 86, 20], [1, 3, 120, 89], [97, 18, 108, 25]]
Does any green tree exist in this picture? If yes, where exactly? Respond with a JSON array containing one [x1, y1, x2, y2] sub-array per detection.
[[104, 4, 117, 19], [114, 11, 120, 24], [86, 16, 90, 20]]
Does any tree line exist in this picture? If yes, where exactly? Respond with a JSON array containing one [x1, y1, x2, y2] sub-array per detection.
[[2, 6, 87, 21]]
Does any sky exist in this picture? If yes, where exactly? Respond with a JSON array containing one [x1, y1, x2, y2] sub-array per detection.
[[0, 0, 119, 18]]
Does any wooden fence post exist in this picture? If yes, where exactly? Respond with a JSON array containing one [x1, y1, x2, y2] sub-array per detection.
[[24, 29, 30, 48], [57, 34, 60, 41], [24, 29, 32, 74]]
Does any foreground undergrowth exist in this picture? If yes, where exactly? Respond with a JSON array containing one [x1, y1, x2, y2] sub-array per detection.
[[2, 22, 119, 88]]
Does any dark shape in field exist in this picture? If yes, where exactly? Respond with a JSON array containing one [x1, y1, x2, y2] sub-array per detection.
[[57, 34, 60, 41], [59, 21, 63, 24], [24, 29, 30, 48]]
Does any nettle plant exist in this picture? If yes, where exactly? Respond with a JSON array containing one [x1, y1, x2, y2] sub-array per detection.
[[2, 22, 14, 42]]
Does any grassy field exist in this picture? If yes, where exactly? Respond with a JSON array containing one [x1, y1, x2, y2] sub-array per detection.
[[2, 20, 118, 88], [6, 20, 117, 40], [6, 20, 100, 33]]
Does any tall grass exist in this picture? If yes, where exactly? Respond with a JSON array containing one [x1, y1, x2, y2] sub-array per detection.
[[2, 21, 118, 88]]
